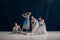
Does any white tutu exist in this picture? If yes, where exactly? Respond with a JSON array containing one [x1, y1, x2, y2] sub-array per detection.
[[32, 24, 39, 33], [35, 27, 47, 35], [36, 20, 48, 35]]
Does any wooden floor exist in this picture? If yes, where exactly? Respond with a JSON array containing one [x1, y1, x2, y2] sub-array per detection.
[[0, 31, 60, 40]]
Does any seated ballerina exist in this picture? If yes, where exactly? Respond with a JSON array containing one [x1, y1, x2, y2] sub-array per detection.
[[13, 22, 27, 35], [13, 22, 22, 32]]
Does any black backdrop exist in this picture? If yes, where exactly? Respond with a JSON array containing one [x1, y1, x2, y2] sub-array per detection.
[[0, 0, 60, 31]]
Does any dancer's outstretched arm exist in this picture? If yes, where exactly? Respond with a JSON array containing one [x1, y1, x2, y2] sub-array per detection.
[[19, 26, 22, 31]]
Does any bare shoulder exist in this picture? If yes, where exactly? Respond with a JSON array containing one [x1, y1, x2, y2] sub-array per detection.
[[18, 25, 20, 27], [42, 19, 44, 22]]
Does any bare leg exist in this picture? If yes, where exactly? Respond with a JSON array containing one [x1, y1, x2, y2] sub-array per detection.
[[13, 27, 15, 32]]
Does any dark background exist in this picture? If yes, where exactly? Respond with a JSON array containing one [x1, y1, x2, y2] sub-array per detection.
[[0, 0, 60, 31]]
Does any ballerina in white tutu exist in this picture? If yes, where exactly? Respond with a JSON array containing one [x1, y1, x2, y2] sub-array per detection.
[[38, 16, 48, 34], [31, 16, 39, 35]]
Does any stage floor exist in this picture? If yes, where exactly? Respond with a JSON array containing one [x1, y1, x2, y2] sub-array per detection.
[[0, 31, 60, 40]]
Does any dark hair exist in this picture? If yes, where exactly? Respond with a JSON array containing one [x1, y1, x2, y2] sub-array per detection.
[[39, 16, 42, 18], [12, 22, 17, 27], [14, 22, 17, 24], [23, 13, 27, 16], [31, 15, 34, 17]]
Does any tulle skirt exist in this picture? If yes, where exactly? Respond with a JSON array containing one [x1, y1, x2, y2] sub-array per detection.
[[35, 27, 48, 35], [23, 18, 30, 29]]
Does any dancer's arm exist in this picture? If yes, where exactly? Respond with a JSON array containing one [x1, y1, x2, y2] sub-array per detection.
[[22, 13, 26, 17], [32, 22, 36, 26], [31, 19, 36, 26], [28, 12, 31, 16], [27, 12, 31, 17], [31, 20, 34, 25], [18, 26, 22, 31]]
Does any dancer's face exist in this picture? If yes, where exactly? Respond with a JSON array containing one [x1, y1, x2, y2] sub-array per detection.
[[15, 23, 17, 26], [31, 16, 35, 20], [39, 18, 42, 21]]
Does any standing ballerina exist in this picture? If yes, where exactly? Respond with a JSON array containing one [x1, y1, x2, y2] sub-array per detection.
[[38, 16, 48, 34], [22, 12, 31, 32], [31, 16, 39, 35]]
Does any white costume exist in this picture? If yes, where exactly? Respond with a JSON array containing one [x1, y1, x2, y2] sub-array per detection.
[[38, 20, 48, 34], [13, 26, 20, 32], [32, 19, 39, 35]]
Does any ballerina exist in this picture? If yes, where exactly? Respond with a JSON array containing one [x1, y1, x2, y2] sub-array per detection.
[[22, 12, 31, 32], [31, 16, 39, 35], [13, 22, 22, 32], [13, 22, 27, 35], [38, 16, 48, 34]]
